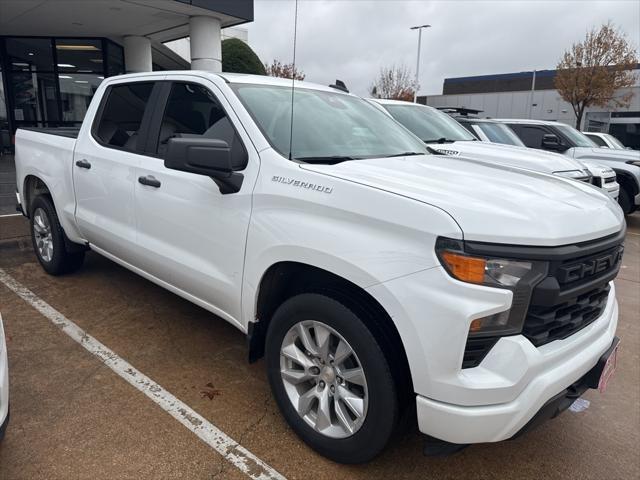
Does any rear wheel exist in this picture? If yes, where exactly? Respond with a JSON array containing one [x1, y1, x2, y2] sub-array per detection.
[[266, 293, 398, 463], [30, 195, 85, 275]]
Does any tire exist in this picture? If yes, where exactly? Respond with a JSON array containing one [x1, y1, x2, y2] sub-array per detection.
[[266, 292, 398, 463], [30, 195, 85, 275], [618, 187, 633, 215]]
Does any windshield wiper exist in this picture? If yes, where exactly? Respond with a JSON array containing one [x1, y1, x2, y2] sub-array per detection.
[[424, 137, 457, 144], [295, 155, 358, 164], [386, 151, 426, 158]]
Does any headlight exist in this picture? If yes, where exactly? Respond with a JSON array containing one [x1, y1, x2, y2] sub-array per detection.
[[436, 238, 533, 288], [554, 169, 591, 180], [435, 237, 547, 338]]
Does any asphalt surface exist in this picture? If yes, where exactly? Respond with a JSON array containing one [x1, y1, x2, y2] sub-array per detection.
[[0, 214, 638, 479]]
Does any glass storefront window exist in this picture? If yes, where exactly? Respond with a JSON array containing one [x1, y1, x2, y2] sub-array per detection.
[[0, 71, 11, 152], [58, 73, 104, 122], [106, 41, 125, 76], [55, 39, 104, 74], [1, 36, 124, 133], [9, 72, 59, 125], [5, 38, 54, 72]]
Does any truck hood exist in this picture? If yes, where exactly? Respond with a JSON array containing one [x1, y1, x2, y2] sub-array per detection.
[[301, 155, 623, 246], [568, 146, 640, 163], [567, 147, 640, 184], [430, 140, 586, 174]]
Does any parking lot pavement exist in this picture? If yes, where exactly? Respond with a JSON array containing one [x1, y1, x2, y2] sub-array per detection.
[[0, 215, 638, 480]]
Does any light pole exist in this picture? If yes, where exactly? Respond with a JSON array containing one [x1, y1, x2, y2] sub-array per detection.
[[411, 24, 430, 103]]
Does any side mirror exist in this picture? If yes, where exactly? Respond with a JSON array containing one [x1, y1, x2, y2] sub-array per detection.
[[164, 137, 243, 194], [541, 133, 567, 151]]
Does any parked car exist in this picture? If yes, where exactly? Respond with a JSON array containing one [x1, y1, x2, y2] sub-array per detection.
[[369, 99, 619, 200], [453, 117, 620, 201], [0, 313, 8, 442], [583, 132, 631, 150], [15, 72, 624, 463], [499, 119, 640, 214]]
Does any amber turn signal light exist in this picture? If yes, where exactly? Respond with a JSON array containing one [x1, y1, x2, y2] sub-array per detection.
[[440, 251, 486, 284]]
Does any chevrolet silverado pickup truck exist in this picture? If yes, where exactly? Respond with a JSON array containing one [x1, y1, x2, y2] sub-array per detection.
[[15, 72, 624, 463], [368, 99, 620, 202], [453, 117, 620, 201], [500, 119, 640, 215]]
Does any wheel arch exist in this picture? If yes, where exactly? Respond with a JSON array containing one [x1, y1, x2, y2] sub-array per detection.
[[614, 169, 639, 196], [248, 261, 415, 405], [23, 174, 53, 217]]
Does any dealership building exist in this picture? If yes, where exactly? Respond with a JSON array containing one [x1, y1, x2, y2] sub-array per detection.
[[0, 0, 254, 153], [420, 66, 640, 148]]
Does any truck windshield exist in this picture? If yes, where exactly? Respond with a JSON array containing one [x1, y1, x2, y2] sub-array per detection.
[[604, 134, 626, 149], [555, 124, 597, 148], [230, 84, 427, 162], [475, 122, 526, 147], [383, 104, 477, 143]]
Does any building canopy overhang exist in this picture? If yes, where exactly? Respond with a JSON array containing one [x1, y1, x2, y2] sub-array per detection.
[[0, 0, 253, 43]]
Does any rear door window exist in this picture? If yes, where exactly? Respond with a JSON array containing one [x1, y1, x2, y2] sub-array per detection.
[[93, 82, 154, 152]]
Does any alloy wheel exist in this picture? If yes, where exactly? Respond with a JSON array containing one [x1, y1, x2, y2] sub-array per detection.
[[33, 208, 54, 262], [279, 320, 369, 439]]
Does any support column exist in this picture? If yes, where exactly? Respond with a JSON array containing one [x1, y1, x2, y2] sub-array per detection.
[[123, 36, 152, 73], [189, 16, 222, 72]]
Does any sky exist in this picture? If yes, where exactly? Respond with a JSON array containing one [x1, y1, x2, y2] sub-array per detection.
[[245, 0, 640, 97]]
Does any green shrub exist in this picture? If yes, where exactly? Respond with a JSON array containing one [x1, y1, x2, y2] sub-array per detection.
[[221, 38, 266, 75]]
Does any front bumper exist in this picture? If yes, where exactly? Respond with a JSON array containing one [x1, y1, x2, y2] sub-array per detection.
[[415, 293, 618, 444]]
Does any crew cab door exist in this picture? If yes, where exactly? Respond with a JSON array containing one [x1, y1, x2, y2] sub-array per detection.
[[73, 79, 160, 261], [133, 77, 259, 326]]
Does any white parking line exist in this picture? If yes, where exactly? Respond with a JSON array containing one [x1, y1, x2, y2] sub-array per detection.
[[0, 268, 286, 480]]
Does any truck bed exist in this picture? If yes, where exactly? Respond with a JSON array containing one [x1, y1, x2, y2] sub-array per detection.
[[19, 127, 80, 139]]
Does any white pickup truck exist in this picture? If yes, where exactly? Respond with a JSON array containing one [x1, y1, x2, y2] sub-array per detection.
[[500, 119, 640, 215], [368, 99, 621, 202], [15, 72, 624, 463]]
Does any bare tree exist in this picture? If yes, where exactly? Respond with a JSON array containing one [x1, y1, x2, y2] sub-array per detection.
[[264, 59, 306, 80], [555, 22, 638, 129], [369, 65, 417, 101]]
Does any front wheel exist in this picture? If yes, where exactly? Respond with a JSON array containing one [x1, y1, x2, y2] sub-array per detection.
[[266, 293, 398, 463], [618, 187, 635, 215], [30, 195, 85, 275]]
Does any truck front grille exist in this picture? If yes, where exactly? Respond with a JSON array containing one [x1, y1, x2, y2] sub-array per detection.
[[523, 284, 610, 346], [521, 242, 623, 347]]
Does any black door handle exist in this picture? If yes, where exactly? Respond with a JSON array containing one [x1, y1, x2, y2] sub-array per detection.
[[138, 175, 161, 188], [75, 159, 91, 169]]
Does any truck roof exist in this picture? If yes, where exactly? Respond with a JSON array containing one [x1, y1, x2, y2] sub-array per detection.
[[101, 70, 348, 95], [493, 118, 568, 127]]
